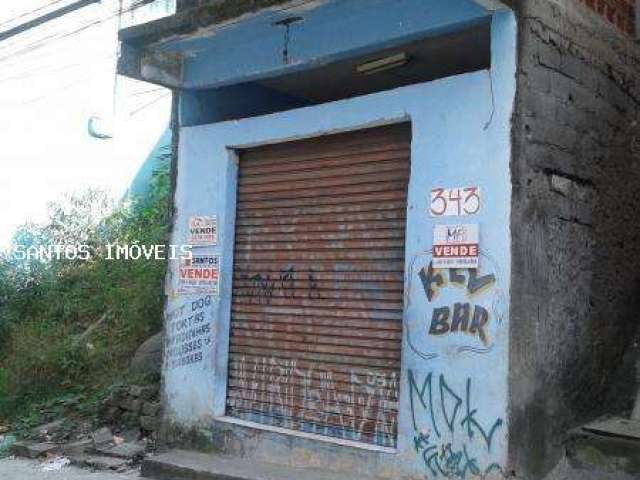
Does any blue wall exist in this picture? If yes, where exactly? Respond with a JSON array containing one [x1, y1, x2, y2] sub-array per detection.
[[161, 3, 516, 478], [128, 128, 172, 198], [179, 83, 308, 127], [155, 0, 516, 479]]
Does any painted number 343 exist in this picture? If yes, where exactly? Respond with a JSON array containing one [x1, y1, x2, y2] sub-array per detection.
[[430, 187, 481, 217]]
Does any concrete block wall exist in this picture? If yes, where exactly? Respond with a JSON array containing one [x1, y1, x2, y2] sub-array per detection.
[[510, 0, 640, 477]]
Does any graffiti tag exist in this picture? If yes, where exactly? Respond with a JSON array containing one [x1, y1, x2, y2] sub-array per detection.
[[245, 266, 318, 304], [409, 370, 505, 479]]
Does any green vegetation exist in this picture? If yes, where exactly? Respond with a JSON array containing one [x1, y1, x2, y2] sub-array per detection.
[[0, 151, 171, 429]]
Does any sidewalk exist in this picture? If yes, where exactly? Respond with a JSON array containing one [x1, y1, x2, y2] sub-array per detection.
[[0, 457, 139, 480]]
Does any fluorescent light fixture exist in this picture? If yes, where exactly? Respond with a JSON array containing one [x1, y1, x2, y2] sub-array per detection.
[[356, 52, 409, 75]]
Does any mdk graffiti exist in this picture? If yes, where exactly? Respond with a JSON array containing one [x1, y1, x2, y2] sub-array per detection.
[[409, 370, 505, 479]]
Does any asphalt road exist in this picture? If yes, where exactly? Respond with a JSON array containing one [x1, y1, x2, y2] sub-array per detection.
[[0, 458, 139, 480]]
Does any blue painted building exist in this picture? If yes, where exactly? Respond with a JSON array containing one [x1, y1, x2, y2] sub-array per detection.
[[119, 1, 521, 478], [128, 128, 172, 199]]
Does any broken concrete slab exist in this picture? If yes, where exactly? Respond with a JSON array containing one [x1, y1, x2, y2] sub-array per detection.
[[96, 442, 145, 460], [582, 417, 640, 441], [62, 438, 93, 457], [566, 424, 640, 476], [117, 429, 142, 443], [91, 427, 113, 447], [31, 419, 65, 442], [10, 441, 59, 459], [71, 454, 130, 471], [32, 419, 65, 440]]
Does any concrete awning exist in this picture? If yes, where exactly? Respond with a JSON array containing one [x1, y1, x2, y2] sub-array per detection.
[[118, 0, 511, 89]]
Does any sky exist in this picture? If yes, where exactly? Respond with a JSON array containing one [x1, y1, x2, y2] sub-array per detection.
[[0, 0, 174, 248]]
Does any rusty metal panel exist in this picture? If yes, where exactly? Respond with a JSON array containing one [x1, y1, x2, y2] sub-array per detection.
[[226, 123, 411, 448]]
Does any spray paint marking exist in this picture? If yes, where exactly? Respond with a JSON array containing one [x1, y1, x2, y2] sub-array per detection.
[[229, 355, 399, 447], [409, 370, 505, 479]]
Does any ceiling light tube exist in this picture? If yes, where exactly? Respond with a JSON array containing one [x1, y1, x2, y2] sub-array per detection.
[[356, 52, 409, 75]]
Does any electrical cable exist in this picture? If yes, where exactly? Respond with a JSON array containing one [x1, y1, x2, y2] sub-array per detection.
[[0, 53, 115, 83], [0, 0, 69, 28], [0, 18, 103, 61], [0, 0, 315, 62], [129, 92, 170, 115], [0, 21, 113, 72], [1, 0, 320, 92], [128, 86, 166, 96], [12, 70, 96, 106], [0, 2, 146, 98], [0, 1, 155, 94], [0, 0, 151, 62], [0, 0, 104, 43]]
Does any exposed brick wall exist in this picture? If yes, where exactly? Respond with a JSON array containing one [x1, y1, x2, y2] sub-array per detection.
[[510, 0, 640, 478], [577, 0, 636, 34]]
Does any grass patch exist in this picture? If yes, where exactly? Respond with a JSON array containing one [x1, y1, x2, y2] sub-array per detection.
[[0, 148, 171, 428]]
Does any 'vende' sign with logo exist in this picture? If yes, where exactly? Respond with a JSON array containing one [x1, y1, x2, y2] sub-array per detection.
[[178, 255, 220, 295], [187, 216, 218, 246], [432, 224, 479, 269]]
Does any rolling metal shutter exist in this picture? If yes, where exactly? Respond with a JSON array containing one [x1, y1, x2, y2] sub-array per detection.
[[227, 123, 410, 448]]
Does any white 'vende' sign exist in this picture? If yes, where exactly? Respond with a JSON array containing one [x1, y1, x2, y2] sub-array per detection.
[[188, 216, 218, 246], [430, 187, 481, 217], [432, 224, 479, 269], [178, 255, 220, 295]]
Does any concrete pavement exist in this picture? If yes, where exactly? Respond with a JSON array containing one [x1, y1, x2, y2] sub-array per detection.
[[2, 454, 637, 480], [0, 457, 139, 480]]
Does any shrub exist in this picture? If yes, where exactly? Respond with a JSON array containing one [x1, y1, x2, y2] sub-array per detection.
[[0, 150, 171, 420]]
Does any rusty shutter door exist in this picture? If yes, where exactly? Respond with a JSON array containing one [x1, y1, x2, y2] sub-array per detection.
[[227, 123, 410, 448]]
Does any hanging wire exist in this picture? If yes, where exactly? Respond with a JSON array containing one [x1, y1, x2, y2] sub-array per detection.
[[0, 0, 322, 103], [129, 91, 171, 115], [0, 53, 115, 83], [0, 0, 152, 62], [0, 0, 69, 28]]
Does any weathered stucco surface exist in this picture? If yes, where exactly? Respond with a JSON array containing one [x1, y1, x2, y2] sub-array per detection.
[[159, 7, 516, 478], [510, 1, 640, 478], [117, 0, 640, 477]]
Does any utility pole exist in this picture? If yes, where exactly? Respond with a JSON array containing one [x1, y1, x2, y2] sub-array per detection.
[[0, 0, 102, 43]]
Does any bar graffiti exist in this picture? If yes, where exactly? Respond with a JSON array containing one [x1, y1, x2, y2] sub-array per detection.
[[420, 263, 496, 345], [407, 251, 506, 361]]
